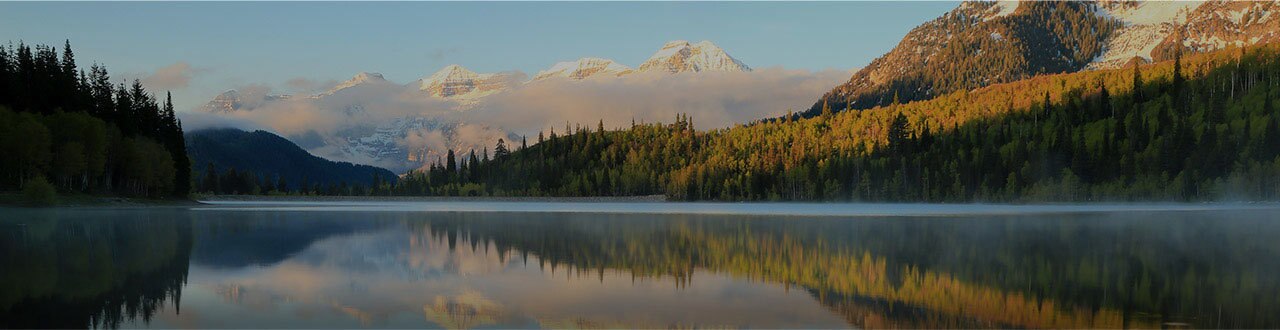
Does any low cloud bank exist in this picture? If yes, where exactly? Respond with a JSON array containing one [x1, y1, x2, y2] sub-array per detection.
[[469, 67, 850, 134], [182, 67, 850, 171]]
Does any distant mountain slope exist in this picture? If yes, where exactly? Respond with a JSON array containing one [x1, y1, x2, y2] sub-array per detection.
[[186, 128, 396, 190], [807, 1, 1122, 116]]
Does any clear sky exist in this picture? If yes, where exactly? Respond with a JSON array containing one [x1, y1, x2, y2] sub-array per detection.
[[0, 1, 957, 110]]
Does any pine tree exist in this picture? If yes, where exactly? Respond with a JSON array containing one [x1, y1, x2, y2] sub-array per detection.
[[446, 149, 457, 173], [164, 92, 191, 197], [495, 138, 510, 158]]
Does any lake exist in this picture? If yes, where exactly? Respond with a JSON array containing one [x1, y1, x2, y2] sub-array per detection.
[[2, 201, 1279, 328]]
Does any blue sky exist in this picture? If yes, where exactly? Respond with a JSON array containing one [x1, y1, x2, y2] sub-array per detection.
[[0, 1, 956, 110]]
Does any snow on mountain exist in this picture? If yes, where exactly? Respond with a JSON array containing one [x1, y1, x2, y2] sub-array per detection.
[[318, 72, 391, 97], [1087, 0, 1279, 70], [411, 64, 521, 105], [991, 1, 1021, 18], [637, 40, 751, 74], [197, 40, 754, 173], [1174, 1, 1280, 55], [530, 57, 633, 82], [1086, 1, 1202, 70]]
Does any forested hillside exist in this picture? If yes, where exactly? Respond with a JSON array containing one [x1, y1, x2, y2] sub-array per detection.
[[395, 44, 1280, 202], [0, 41, 189, 200], [186, 128, 396, 195]]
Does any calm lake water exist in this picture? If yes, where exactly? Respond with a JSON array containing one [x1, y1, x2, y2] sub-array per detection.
[[2, 202, 1279, 328]]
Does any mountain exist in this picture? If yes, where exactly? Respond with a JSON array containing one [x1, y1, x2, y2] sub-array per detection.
[[186, 128, 397, 190], [636, 40, 751, 74], [428, 43, 1280, 201], [809, 0, 1280, 116], [807, 1, 1121, 115], [1084, 1, 1201, 70], [411, 64, 521, 104], [198, 90, 291, 113], [192, 39, 754, 174], [318, 72, 393, 97], [1158, 1, 1280, 59], [530, 57, 633, 82]]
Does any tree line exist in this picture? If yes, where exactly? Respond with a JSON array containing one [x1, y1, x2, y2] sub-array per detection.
[[392, 44, 1280, 202], [195, 163, 394, 196], [0, 41, 189, 198]]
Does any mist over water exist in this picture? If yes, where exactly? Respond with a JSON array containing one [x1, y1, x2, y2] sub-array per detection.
[[3, 202, 1279, 328]]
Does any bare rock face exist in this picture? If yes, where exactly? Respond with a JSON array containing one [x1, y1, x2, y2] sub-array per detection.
[[531, 57, 633, 82], [1152, 1, 1280, 61], [412, 65, 521, 104], [637, 40, 751, 74]]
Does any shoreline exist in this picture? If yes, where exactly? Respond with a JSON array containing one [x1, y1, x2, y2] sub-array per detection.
[[0, 193, 201, 208], [199, 195, 669, 203]]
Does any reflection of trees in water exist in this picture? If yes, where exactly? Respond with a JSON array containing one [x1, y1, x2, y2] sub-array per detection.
[[406, 211, 1280, 328], [0, 210, 193, 329]]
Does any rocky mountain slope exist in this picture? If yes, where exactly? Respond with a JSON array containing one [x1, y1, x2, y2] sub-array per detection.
[[810, 0, 1280, 116], [807, 1, 1121, 116]]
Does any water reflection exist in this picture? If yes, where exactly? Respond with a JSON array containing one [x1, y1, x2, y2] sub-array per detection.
[[0, 209, 192, 329], [2, 205, 1279, 328]]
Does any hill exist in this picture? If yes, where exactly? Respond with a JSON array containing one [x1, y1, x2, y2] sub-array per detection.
[[186, 128, 396, 194]]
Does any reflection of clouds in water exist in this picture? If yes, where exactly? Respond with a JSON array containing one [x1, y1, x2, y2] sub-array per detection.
[[422, 290, 505, 329], [162, 225, 845, 329]]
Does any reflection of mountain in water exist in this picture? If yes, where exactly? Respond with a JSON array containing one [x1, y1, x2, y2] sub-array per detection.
[[190, 212, 385, 269], [0, 210, 193, 329], [407, 211, 1280, 329]]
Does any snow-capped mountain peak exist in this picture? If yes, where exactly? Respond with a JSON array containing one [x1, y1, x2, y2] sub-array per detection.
[[637, 40, 751, 74], [531, 57, 633, 82], [319, 72, 390, 97], [414, 64, 520, 104]]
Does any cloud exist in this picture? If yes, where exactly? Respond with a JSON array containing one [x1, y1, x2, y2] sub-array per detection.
[[195, 67, 849, 172], [466, 67, 850, 135], [141, 62, 202, 91]]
